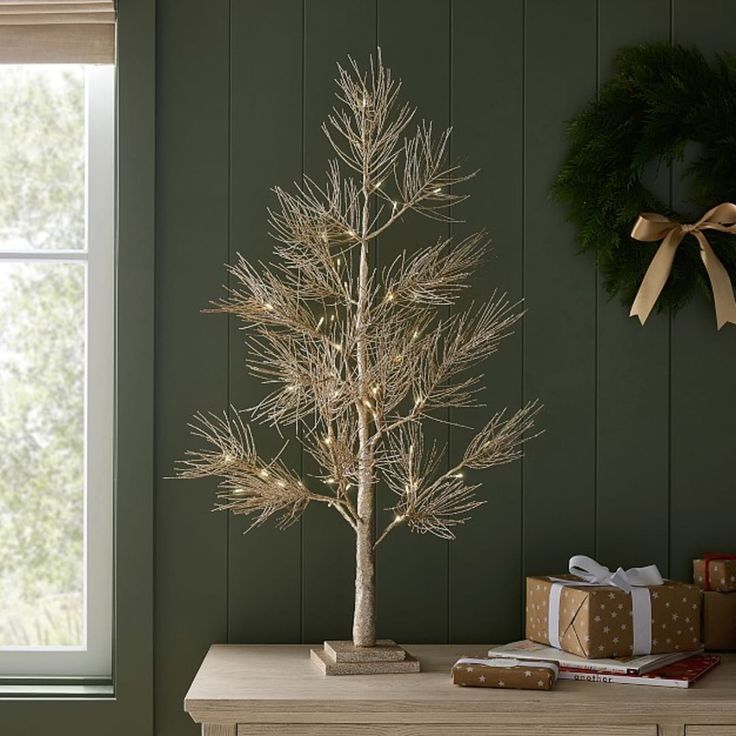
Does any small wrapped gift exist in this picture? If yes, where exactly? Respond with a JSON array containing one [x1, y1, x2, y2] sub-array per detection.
[[526, 555, 702, 659], [694, 555, 736, 592], [702, 591, 736, 651], [452, 656, 558, 690]]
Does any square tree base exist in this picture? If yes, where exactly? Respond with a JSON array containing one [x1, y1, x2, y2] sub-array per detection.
[[310, 640, 421, 675]]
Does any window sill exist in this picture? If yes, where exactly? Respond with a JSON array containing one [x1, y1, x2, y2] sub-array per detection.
[[0, 679, 113, 699]]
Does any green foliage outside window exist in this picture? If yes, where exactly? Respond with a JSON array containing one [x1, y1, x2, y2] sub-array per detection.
[[0, 67, 85, 647]]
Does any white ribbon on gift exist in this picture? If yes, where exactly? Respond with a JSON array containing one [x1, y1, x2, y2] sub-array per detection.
[[547, 555, 664, 656], [454, 657, 559, 678]]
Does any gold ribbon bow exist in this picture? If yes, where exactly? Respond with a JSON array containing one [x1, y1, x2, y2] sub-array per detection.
[[630, 202, 736, 330]]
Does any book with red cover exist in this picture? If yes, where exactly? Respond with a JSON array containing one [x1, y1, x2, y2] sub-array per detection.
[[559, 654, 721, 688]]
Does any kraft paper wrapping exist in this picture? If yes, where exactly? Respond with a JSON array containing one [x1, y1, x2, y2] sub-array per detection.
[[526, 575, 702, 659], [702, 591, 736, 651], [694, 558, 736, 593], [452, 657, 557, 691]]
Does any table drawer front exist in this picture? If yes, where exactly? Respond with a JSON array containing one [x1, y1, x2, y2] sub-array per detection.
[[686, 729, 736, 736], [238, 725, 657, 736]]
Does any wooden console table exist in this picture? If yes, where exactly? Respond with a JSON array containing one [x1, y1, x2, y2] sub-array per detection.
[[185, 644, 736, 736]]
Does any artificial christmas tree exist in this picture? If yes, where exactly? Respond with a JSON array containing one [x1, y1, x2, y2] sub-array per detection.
[[175, 52, 538, 671]]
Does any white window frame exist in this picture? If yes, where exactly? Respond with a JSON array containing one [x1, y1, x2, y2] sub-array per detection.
[[0, 65, 114, 678]]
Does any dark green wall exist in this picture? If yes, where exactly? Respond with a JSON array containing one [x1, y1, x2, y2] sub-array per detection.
[[155, 1, 736, 734]]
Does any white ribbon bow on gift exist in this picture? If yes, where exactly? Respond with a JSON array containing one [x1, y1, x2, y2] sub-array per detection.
[[547, 555, 664, 656]]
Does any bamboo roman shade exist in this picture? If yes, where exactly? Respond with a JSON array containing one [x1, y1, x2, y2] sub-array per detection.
[[0, 1, 115, 63]]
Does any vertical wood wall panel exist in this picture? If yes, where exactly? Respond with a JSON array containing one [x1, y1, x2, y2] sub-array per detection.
[[670, 0, 736, 582], [151, 5, 736, 732], [449, 0, 525, 642], [301, 0, 377, 643], [376, 0, 452, 644], [228, 0, 304, 645], [523, 0, 597, 575], [595, 0, 671, 572], [155, 0, 230, 734]]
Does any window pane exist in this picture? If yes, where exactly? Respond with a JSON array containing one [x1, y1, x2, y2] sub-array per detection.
[[0, 66, 85, 252], [0, 261, 85, 648]]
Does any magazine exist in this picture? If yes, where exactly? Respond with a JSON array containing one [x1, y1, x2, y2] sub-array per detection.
[[487, 640, 703, 675]]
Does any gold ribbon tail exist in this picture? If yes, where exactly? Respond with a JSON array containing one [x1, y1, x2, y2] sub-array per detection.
[[694, 232, 736, 330], [629, 229, 684, 325]]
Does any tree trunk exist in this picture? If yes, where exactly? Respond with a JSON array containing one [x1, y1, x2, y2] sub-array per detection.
[[352, 118, 376, 648], [352, 479, 376, 646]]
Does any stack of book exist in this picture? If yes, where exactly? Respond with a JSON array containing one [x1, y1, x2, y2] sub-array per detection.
[[487, 640, 720, 689]]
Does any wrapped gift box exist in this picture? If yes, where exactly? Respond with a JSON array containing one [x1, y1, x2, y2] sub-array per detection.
[[694, 557, 736, 592], [452, 656, 558, 690], [702, 591, 736, 651], [526, 574, 702, 659]]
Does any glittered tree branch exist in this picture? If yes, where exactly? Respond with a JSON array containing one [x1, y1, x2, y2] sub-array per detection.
[[174, 50, 540, 647]]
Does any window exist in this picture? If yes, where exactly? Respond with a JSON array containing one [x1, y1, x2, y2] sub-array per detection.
[[0, 64, 114, 677]]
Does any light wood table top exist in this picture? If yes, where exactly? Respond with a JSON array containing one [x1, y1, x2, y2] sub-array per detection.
[[185, 644, 736, 735]]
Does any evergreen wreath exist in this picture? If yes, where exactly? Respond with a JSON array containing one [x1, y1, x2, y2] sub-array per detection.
[[554, 43, 736, 315]]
